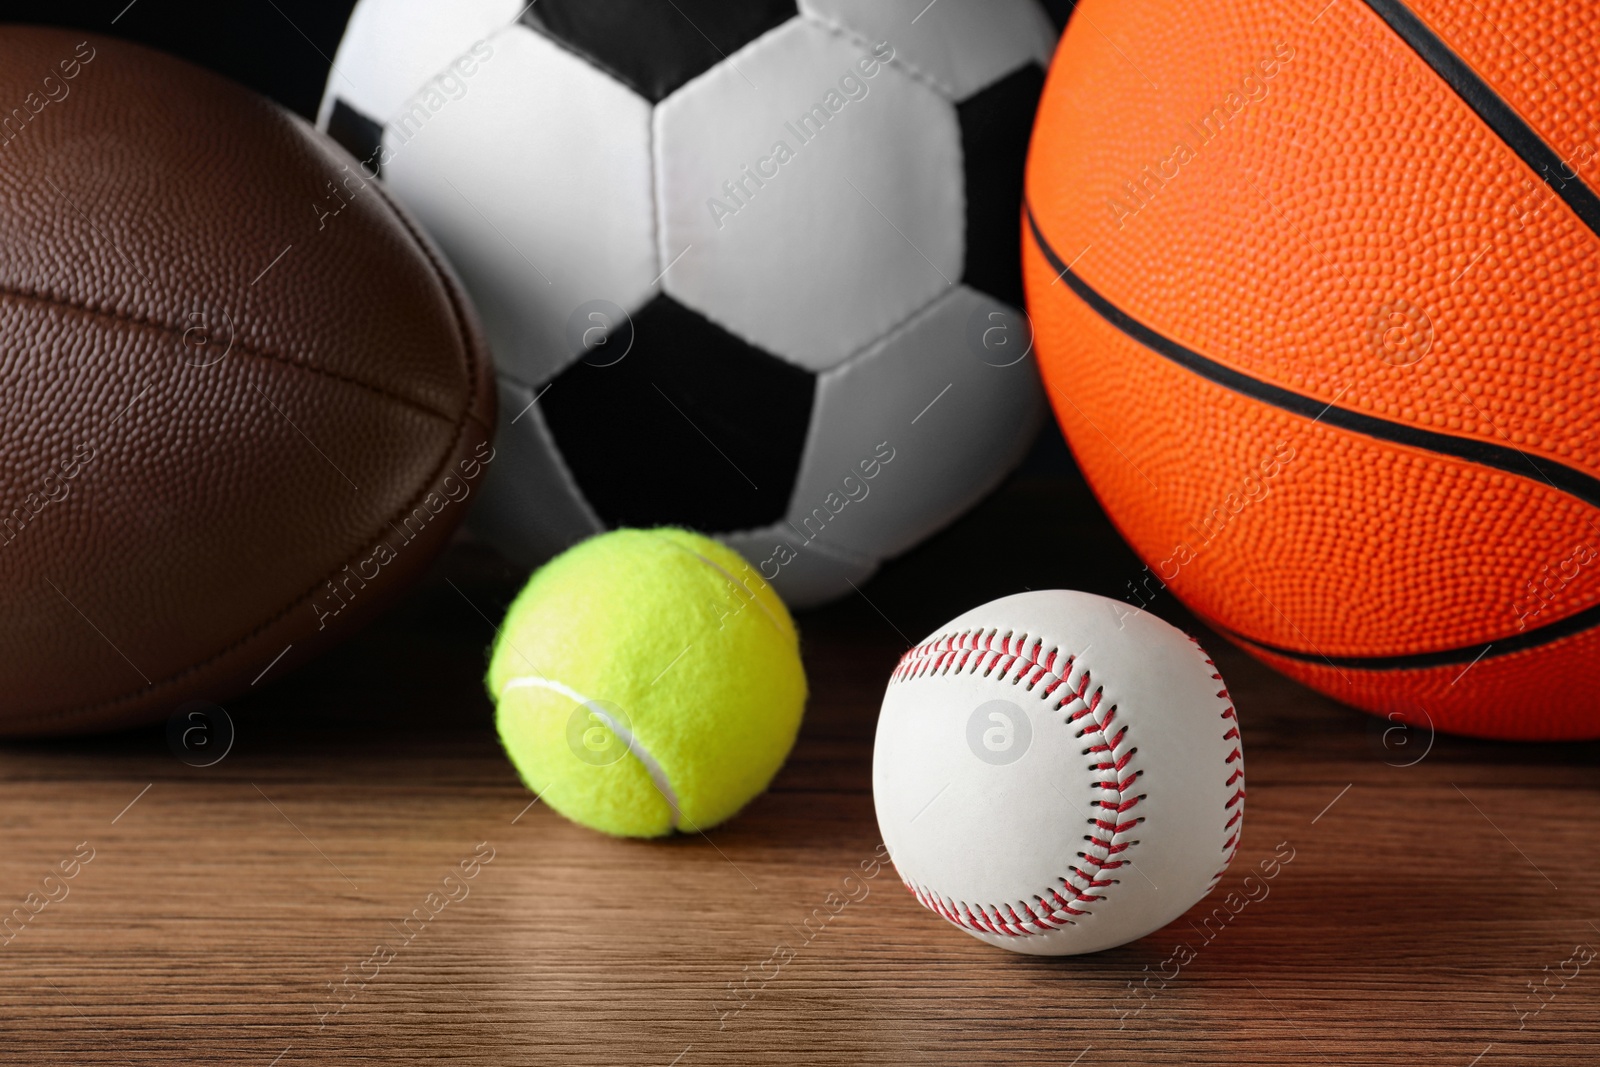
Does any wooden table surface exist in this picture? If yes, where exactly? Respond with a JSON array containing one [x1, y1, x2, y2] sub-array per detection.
[[4, 445, 1597, 1066]]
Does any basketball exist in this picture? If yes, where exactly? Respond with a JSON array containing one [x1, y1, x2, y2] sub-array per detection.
[[1024, 0, 1600, 740]]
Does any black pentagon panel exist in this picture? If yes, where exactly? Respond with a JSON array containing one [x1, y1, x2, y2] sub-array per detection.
[[522, 0, 798, 102], [326, 98, 385, 176], [541, 295, 815, 531], [957, 64, 1047, 308]]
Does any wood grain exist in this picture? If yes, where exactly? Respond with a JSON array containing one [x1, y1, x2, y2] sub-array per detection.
[[2, 464, 1596, 1066]]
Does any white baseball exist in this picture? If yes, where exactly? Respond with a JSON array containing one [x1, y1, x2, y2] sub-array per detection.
[[872, 590, 1245, 955]]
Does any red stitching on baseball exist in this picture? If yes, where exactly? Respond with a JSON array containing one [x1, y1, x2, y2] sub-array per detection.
[[889, 630, 1141, 937], [1191, 637, 1246, 886], [890, 627, 1246, 936]]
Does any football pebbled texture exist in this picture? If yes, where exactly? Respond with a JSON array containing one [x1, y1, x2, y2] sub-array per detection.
[[0, 29, 495, 736]]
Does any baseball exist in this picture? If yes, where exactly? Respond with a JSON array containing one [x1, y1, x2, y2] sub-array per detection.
[[872, 591, 1245, 955]]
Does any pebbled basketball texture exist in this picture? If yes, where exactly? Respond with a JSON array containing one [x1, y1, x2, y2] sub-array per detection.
[[1025, 0, 1600, 740], [0, 28, 494, 737]]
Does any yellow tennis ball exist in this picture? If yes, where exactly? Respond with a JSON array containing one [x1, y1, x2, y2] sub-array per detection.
[[486, 527, 807, 837]]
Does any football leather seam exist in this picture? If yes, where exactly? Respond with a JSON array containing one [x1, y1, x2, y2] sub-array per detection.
[[18, 175, 487, 730], [0, 282, 460, 424]]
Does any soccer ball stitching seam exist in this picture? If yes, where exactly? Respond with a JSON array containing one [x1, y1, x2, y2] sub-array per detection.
[[796, 4, 953, 102]]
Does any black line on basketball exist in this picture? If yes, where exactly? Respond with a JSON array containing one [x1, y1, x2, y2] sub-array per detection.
[[1023, 205, 1600, 512], [1026, 206, 1600, 664], [1221, 594, 1600, 668], [1360, 0, 1600, 239]]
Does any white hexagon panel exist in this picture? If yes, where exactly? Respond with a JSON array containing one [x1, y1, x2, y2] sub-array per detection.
[[655, 16, 963, 372], [315, 0, 526, 129], [320, 0, 1057, 607], [724, 286, 1045, 606], [376, 27, 656, 390]]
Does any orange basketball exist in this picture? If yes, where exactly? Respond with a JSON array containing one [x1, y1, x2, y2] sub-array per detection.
[[1024, 0, 1600, 740]]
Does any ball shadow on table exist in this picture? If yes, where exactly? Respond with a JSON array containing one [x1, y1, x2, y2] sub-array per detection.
[[0, 429, 1173, 809], [8, 422, 1596, 985]]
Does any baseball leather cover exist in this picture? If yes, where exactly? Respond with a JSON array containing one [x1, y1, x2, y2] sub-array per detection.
[[0, 28, 495, 736]]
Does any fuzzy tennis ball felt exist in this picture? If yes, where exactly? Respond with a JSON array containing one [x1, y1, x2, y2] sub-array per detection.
[[486, 528, 807, 838]]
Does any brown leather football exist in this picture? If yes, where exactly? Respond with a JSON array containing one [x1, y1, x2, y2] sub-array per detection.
[[0, 28, 495, 736]]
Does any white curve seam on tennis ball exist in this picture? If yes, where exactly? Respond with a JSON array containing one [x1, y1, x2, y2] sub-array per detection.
[[651, 533, 786, 634], [500, 675, 682, 829]]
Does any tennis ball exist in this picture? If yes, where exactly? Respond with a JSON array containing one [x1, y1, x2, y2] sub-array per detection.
[[486, 527, 807, 838]]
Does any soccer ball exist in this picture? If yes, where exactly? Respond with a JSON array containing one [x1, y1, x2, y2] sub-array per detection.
[[318, 0, 1054, 606]]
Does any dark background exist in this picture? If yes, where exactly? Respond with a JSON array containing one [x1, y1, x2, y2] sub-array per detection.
[[4, 9, 1597, 1066], [0, 0, 1099, 670], [0, 0, 1090, 576], [0, 0, 1077, 121], [0, 0, 360, 118]]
